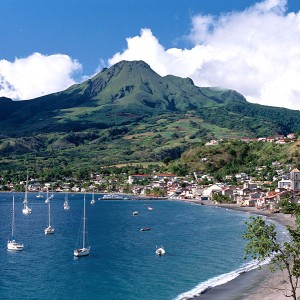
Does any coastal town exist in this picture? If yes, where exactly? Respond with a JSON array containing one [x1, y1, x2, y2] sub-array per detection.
[[1, 154, 299, 215]]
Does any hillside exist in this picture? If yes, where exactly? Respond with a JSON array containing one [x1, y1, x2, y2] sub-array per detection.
[[174, 140, 300, 177], [1, 60, 300, 175]]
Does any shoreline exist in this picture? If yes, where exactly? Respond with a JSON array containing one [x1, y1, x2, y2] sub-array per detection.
[[189, 201, 295, 300]]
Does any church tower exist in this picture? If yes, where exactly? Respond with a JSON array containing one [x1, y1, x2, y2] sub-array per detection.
[[290, 168, 300, 191]]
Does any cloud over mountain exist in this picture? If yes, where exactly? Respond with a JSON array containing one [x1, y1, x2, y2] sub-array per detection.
[[109, 0, 300, 110], [0, 53, 82, 100]]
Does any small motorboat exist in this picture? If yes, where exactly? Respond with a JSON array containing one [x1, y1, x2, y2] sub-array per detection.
[[140, 228, 151, 231], [132, 211, 139, 216], [145, 204, 154, 210], [156, 246, 165, 256]]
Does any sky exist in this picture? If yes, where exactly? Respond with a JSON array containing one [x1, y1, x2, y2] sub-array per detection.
[[0, 0, 300, 110]]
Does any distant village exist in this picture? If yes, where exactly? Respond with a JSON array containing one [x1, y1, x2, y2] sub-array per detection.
[[205, 132, 296, 145], [1, 132, 299, 212]]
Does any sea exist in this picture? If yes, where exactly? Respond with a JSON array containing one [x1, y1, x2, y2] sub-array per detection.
[[0, 192, 286, 300]]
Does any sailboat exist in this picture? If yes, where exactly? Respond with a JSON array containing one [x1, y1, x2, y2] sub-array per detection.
[[63, 193, 70, 210], [90, 188, 95, 205], [44, 191, 54, 234], [156, 246, 166, 256], [7, 193, 24, 251], [36, 187, 43, 198], [74, 194, 90, 257], [45, 191, 53, 203], [22, 175, 32, 214]]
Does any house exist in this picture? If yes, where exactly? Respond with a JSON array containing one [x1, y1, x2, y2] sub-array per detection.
[[205, 139, 220, 145], [243, 181, 258, 190], [128, 174, 152, 184], [238, 197, 257, 207], [222, 187, 234, 196], [202, 184, 223, 196], [278, 179, 292, 190], [154, 174, 177, 180], [256, 190, 288, 209], [235, 173, 249, 181], [275, 139, 288, 144], [244, 199, 257, 207], [249, 192, 263, 199]]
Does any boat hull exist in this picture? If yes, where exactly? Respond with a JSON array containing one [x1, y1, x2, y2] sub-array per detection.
[[74, 247, 90, 257], [140, 228, 151, 231], [7, 241, 24, 251], [156, 247, 165, 256], [22, 207, 32, 214], [44, 226, 55, 234]]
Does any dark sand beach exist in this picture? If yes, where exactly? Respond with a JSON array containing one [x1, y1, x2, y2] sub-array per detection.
[[189, 202, 297, 300]]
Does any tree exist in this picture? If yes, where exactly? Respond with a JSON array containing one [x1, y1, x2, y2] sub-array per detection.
[[278, 198, 300, 215], [212, 193, 231, 204], [243, 215, 300, 299]]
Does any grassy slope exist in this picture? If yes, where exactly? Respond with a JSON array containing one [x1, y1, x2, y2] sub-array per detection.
[[1, 60, 300, 175]]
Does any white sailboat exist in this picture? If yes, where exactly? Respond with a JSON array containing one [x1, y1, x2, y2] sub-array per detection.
[[7, 193, 24, 251], [45, 189, 53, 204], [44, 191, 54, 234], [22, 175, 32, 214], [74, 194, 90, 257], [64, 193, 70, 210], [36, 187, 43, 198], [156, 246, 166, 256], [90, 188, 95, 205]]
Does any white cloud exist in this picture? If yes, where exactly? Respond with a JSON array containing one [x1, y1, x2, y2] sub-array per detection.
[[109, 0, 300, 110], [0, 52, 82, 100]]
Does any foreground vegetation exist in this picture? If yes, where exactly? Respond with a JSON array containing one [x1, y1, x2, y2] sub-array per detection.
[[244, 215, 300, 300]]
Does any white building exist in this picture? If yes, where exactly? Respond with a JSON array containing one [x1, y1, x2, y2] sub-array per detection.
[[277, 179, 292, 190]]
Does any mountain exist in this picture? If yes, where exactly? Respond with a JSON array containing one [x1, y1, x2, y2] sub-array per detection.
[[0, 60, 244, 134], [1, 60, 300, 173]]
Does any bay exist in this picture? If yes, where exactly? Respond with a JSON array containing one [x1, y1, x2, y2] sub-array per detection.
[[0, 192, 251, 300]]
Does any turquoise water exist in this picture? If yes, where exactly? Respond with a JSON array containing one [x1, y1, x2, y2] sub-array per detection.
[[0, 193, 252, 300]]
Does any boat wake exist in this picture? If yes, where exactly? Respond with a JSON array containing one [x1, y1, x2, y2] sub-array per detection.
[[173, 259, 270, 300]]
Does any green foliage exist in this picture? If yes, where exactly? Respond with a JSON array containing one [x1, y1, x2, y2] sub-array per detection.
[[295, 129, 300, 139], [178, 140, 292, 176], [243, 215, 300, 299], [168, 162, 188, 176], [212, 193, 232, 203], [278, 197, 300, 215]]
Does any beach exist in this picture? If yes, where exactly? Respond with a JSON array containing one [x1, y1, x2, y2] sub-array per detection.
[[191, 202, 297, 300]]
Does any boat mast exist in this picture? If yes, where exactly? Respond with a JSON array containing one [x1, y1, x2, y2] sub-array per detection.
[[24, 175, 28, 209], [83, 194, 86, 249], [48, 199, 51, 227], [11, 193, 15, 239]]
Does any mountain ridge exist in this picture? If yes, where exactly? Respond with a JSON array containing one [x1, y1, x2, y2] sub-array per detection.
[[1, 60, 300, 173], [0, 60, 252, 135]]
